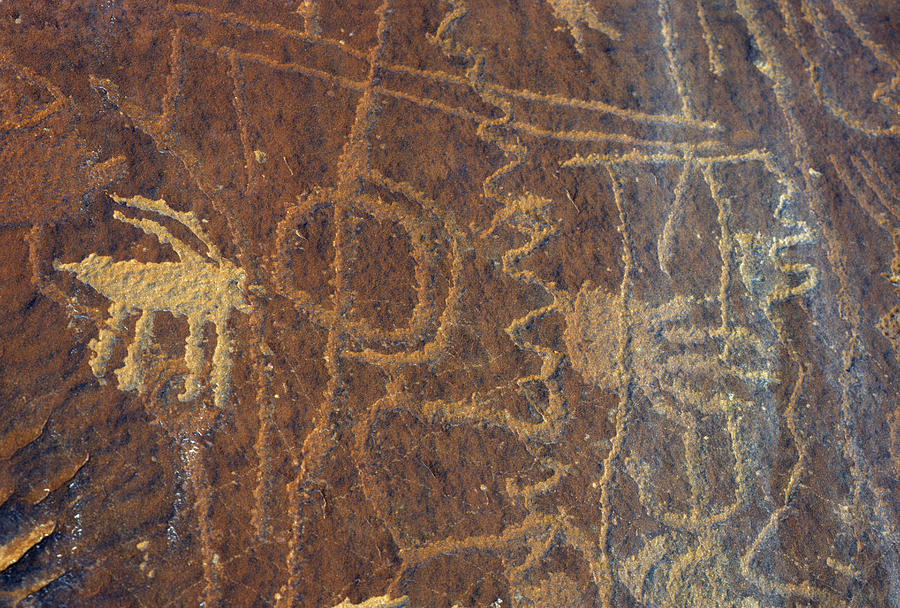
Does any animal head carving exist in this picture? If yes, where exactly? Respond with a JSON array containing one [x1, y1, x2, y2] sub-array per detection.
[[53, 193, 250, 408]]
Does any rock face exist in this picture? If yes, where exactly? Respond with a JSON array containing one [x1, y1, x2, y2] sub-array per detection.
[[0, 1, 898, 607]]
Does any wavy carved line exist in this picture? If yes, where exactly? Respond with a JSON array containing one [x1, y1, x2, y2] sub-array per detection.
[[775, 0, 900, 137], [736, 1, 900, 604]]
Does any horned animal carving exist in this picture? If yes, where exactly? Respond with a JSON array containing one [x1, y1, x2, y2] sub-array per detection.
[[54, 194, 250, 407]]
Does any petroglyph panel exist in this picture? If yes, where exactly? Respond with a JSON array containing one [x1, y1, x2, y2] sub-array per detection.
[[1, 0, 899, 607]]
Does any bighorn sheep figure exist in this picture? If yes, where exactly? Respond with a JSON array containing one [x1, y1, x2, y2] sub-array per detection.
[[54, 194, 250, 408]]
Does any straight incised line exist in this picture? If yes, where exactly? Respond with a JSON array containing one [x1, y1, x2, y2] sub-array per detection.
[[860, 148, 900, 208], [173, 2, 720, 130], [173, 2, 370, 60], [830, 154, 893, 230], [227, 51, 259, 196], [658, 0, 695, 119], [385, 62, 720, 130], [184, 38, 718, 150], [180, 435, 222, 607], [853, 152, 900, 224], [597, 165, 635, 608], [563, 149, 768, 167], [695, 0, 725, 76], [774, 0, 900, 137], [278, 3, 392, 606]]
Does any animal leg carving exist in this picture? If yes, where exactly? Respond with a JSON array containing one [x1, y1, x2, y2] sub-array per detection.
[[89, 301, 128, 380], [115, 309, 155, 391], [210, 314, 234, 408], [181, 315, 206, 402]]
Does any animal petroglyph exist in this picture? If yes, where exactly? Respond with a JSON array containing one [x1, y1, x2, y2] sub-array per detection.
[[54, 194, 250, 408], [6, 0, 900, 604]]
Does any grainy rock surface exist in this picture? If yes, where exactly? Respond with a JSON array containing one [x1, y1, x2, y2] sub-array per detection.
[[0, 1, 899, 607]]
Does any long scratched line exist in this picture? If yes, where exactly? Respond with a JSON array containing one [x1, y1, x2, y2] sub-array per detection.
[[186, 39, 723, 151], [174, 2, 720, 130]]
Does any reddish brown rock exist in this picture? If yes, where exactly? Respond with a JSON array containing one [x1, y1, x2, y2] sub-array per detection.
[[0, 1, 899, 607]]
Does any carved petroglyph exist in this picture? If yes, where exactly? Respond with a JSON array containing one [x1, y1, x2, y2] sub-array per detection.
[[149, 0, 722, 186], [0, 50, 66, 132], [54, 194, 250, 408], [830, 149, 900, 513], [545, 0, 621, 54], [272, 183, 461, 364], [775, 0, 900, 137], [738, 1, 900, 605], [0, 51, 126, 227], [561, 129, 820, 606], [340, 3, 823, 606], [273, 175, 464, 606], [386, 8, 602, 605], [831, 151, 900, 357], [694, 0, 725, 76], [274, 4, 420, 606], [329, 595, 409, 608], [9, 0, 900, 604], [563, 150, 820, 316]]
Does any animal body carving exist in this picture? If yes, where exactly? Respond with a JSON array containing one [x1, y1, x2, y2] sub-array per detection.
[[54, 194, 250, 407]]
